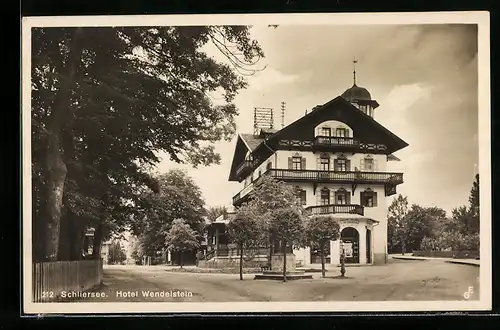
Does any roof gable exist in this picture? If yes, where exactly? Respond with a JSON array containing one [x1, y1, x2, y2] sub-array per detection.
[[264, 96, 408, 154]]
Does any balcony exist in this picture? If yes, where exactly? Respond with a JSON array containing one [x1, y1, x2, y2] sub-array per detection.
[[232, 182, 255, 205], [267, 169, 403, 185], [235, 160, 254, 180], [304, 204, 364, 216], [232, 169, 404, 206], [313, 136, 360, 149]]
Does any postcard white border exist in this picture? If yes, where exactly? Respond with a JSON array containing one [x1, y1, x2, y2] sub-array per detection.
[[22, 11, 491, 314]]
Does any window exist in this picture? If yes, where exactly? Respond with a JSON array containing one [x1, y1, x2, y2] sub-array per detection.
[[320, 188, 330, 205], [334, 155, 350, 172], [320, 156, 330, 171], [294, 186, 307, 205], [361, 155, 375, 171], [336, 128, 348, 137], [258, 170, 262, 178], [292, 156, 302, 170], [266, 162, 272, 170], [361, 189, 378, 207], [299, 190, 307, 205], [321, 127, 332, 136], [335, 189, 350, 205], [365, 157, 374, 171]]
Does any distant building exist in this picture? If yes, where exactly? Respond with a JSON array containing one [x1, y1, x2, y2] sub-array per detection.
[[226, 67, 409, 266], [84, 228, 112, 264]]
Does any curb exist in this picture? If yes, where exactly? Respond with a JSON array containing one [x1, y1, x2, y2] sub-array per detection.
[[445, 260, 480, 267]]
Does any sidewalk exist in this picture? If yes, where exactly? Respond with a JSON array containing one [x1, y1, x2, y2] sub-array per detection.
[[390, 254, 480, 267]]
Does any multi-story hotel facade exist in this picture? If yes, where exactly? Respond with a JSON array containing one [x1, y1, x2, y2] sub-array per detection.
[[228, 80, 409, 267]]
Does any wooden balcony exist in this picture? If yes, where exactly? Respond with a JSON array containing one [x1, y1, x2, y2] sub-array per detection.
[[235, 160, 254, 180], [232, 182, 255, 206], [313, 136, 360, 148], [304, 204, 364, 216], [267, 169, 404, 185]]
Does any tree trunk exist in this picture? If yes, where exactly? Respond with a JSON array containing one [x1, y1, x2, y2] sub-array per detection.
[[58, 212, 71, 261], [401, 240, 406, 256], [39, 27, 84, 261], [268, 236, 273, 271], [42, 137, 67, 261], [282, 240, 287, 282], [92, 224, 104, 260], [320, 243, 326, 278], [180, 251, 184, 268], [239, 243, 243, 281]]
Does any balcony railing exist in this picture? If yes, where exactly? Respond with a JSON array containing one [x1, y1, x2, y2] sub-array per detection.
[[232, 169, 403, 206], [313, 136, 360, 148], [235, 160, 254, 179], [232, 182, 255, 205], [267, 169, 403, 184], [304, 204, 364, 216]]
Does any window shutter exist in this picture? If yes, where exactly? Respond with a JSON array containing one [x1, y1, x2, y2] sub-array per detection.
[[373, 192, 378, 207], [374, 159, 378, 171], [346, 159, 351, 171], [288, 157, 292, 169], [330, 189, 335, 205], [346, 192, 351, 205], [333, 159, 338, 171], [360, 192, 365, 206], [316, 190, 321, 205], [317, 157, 321, 170], [301, 158, 306, 170], [360, 158, 365, 171]]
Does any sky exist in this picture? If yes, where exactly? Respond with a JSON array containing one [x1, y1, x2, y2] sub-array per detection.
[[155, 24, 479, 216]]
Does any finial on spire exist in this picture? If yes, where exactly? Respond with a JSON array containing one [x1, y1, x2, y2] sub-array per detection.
[[353, 56, 358, 85]]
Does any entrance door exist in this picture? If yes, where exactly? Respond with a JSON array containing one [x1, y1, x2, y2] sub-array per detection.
[[340, 227, 359, 264], [366, 229, 372, 264]]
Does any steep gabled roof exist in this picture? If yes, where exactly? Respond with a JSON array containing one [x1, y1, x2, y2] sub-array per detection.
[[228, 96, 409, 181]]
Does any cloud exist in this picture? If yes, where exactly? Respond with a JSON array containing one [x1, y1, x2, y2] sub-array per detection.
[[154, 24, 478, 215]]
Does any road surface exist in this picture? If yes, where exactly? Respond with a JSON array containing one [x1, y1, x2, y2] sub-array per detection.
[[74, 259, 479, 302]]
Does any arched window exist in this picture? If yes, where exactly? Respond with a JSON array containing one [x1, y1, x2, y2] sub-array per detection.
[[335, 188, 350, 205], [360, 188, 378, 207], [266, 162, 272, 170], [334, 154, 351, 172]]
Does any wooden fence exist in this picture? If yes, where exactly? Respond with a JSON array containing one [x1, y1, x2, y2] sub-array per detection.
[[32, 259, 103, 302]]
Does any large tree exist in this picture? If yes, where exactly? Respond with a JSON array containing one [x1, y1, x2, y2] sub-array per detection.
[[227, 206, 261, 280], [388, 194, 410, 255], [239, 175, 303, 268], [134, 169, 206, 257], [269, 208, 305, 282], [31, 26, 265, 261], [304, 216, 340, 278], [165, 218, 201, 268]]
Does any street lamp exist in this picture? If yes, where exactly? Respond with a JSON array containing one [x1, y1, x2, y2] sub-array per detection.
[[340, 240, 346, 277]]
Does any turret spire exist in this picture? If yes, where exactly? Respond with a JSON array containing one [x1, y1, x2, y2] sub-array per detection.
[[353, 56, 358, 85]]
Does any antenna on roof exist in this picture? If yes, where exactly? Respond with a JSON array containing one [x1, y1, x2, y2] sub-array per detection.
[[253, 107, 274, 135], [281, 101, 286, 128]]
